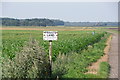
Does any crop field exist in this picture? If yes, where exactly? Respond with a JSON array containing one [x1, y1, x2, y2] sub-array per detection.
[[1, 27, 110, 78]]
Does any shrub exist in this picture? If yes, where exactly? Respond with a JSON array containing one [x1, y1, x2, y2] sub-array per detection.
[[2, 39, 50, 78], [52, 53, 68, 78]]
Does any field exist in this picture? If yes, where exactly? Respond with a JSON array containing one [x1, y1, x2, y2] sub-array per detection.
[[1, 27, 110, 79], [99, 27, 119, 33]]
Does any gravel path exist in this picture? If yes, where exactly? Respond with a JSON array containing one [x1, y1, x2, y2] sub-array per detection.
[[108, 32, 119, 78]]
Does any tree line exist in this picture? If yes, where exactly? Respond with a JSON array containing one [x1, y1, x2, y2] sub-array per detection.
[[1, 17, 118, 27], [64, 22, 118, 27], [1, 18, 64, 26]]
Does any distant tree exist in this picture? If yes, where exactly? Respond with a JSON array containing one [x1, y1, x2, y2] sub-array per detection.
[[1, 18, 64, 27]]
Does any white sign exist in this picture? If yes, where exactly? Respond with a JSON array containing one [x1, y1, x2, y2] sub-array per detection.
[[43, 31, 58, 41]]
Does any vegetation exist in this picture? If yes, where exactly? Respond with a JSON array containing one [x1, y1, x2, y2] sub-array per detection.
[[1, 29, 110, 78], [98, 62, 110, 78], [2, 30, 106, 61], [1, 18, 64, 26], [2, 39, 50, 78], [1, 18, 118, 27], [64, 22, 118, 27], [53, 33, 110, 78]]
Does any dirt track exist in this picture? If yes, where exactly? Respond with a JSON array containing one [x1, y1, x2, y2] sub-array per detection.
[[108, 32, 119, 78]]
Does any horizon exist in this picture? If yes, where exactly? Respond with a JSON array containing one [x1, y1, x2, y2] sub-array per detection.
[[1, 2, 118, 22], [1, 17, 118, 22]]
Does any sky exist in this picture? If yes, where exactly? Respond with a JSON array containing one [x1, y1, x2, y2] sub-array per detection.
[[1, 0, 120, 2], [1, 2, 118, 22]]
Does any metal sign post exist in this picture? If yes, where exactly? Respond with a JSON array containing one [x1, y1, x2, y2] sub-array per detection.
[[43, 31, 58, 77]]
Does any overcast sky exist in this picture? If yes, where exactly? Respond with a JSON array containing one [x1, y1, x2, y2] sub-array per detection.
[[2, 2, 118, 22]]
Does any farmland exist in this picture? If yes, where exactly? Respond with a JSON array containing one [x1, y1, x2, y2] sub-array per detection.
[[1, 27, 110, 78]]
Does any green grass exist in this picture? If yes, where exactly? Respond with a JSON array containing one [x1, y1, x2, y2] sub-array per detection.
[[52, 33, 110, 78], [99, 26, 119, 33]]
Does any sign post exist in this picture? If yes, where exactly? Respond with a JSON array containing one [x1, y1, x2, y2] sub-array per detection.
[[43, 31, 58, 77], [49, 40, 52, 77]]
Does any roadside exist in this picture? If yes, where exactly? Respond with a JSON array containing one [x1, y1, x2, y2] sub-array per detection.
[[85, 30, 119, 79], [108, 31, 118, 78], [85, 34, 112, 74]]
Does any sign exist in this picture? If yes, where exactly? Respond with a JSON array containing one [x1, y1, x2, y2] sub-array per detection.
[[43, 31, 58, 41]]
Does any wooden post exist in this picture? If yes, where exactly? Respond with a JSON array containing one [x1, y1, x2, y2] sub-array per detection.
[[43, 31, 58, 77], [49, 40, 52, 77]]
